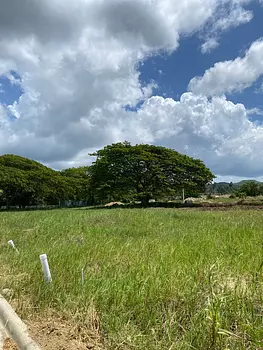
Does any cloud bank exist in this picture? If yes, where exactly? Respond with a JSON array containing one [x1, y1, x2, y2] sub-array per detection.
[[0, 0, 263, 179]]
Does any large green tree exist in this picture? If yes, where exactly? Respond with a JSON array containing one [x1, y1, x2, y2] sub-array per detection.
[[60, 166, 93, 204], [89, 142, 215, 206], [0, 155, 85, 207]]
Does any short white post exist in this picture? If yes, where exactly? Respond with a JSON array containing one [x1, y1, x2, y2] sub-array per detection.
[[182, 188, 185, 203], [81, 267, 85, 287], [8, 240, 19, 254], [81, 263, 88, 287], [39, 254, 52, 283]]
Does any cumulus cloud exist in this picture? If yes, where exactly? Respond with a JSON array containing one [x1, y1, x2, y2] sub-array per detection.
[[130, 93, 263, 178], [189, 39, 263, 95], [0, 0, 218, 161], [0, 0, 263, 178], [45, 92, 263, 178]]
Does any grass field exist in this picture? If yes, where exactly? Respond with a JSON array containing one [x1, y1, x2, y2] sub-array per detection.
[[1, 208, 263, 349]]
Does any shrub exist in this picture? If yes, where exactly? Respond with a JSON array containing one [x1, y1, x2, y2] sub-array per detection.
[[206, 194, 214, 200]]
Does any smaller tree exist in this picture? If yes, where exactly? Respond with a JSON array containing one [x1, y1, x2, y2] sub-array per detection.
[[236, 181, 263, 197]]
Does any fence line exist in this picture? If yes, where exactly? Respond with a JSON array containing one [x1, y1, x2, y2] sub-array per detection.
[[0, 294, 41, 350]]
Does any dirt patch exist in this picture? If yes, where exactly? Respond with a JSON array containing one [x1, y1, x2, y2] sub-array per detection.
[[3, 338, 18, 350], [2, 313, 103, 350], [104, 201, 124, 207], [149, 205, 263, 212], [177, 205, 263, 211], [219, 276, 249, 293], [1, 295, 104, 350], [28, 315, 101, 349]]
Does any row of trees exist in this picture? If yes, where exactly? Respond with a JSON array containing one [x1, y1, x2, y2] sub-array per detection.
[[207, 182, 235, 195], [235, 181, 263, 198], [207, 180, 263, 197], [0, 142, 215, 208], [0, 155, 90, 208]]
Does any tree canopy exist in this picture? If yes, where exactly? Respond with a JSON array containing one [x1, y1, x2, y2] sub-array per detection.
[[0, 155, 90, 208], [0, 144, 215, 208], [236, 181, 263, 197], [89, 142, 215, 205]]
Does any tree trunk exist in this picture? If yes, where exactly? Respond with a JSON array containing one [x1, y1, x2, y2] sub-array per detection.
[[142, 196, 150, 207]]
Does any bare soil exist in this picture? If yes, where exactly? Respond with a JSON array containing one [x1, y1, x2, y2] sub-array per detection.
[[188, 205, 263, 211], [2, 312, 103, 350], [3, 338, 17, 350]]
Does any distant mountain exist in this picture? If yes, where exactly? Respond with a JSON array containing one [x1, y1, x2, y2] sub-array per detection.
[[235, 180, 261, 186]]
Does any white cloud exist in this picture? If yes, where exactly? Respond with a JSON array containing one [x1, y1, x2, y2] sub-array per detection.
[[130, 93, 263, 178], [213, 2, 253, 32], [247, 107, 263, 116], [45, 92, 263, 178], [0, 105, 7, 120], [201, 38, 219, 54], [200, 0, 254, 53], [0, 0, 263, 179], [0, 0, 220, 162], [189, 39, 263, 95], [3, 71, 21, 86]]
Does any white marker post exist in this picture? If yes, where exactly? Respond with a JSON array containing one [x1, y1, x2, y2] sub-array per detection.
[[81, 267, 85, 287], [81, 263, 88, 287], [7, 240, 19, 254], [39, 254, 52, 284]]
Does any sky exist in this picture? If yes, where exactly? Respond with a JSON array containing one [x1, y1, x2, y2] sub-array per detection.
[[0, 0, 263, 182]]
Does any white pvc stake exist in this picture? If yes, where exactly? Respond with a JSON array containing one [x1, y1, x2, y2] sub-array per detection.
[[8, 240, 19, 254], [81, 263, 88, 287], [39, 254, 52, 283], [81, 267, 85, 287]]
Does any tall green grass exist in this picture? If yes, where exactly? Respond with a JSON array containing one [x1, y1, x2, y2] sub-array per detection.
[[1, 208, 263, 349]]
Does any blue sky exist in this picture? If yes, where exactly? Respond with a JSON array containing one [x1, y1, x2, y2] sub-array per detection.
[[140, 0, 263, 118], [0, 71, 23, 106], [1, 0, 263, 181], [1, 1, 263, 115]]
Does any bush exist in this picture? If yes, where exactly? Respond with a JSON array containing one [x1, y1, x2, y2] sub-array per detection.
[[236, 191, 246, 199], [206, 194, 214, 200], [238, 181, 263, 197]]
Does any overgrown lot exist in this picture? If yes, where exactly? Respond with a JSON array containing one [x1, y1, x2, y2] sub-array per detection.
[[1, 208, 263, 349]]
